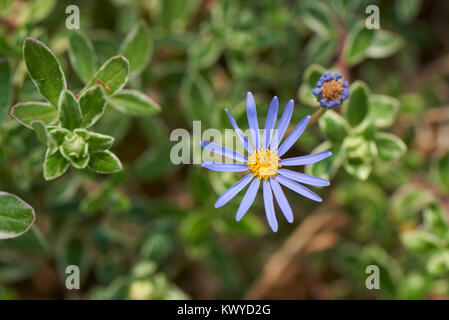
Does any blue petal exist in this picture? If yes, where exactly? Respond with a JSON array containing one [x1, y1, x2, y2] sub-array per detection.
[[263, 96, 279, 149], [246, 92, 260, 149], [277, 115, 310, 157], [274, 175, 322, 202], [271, 99, 293, 151], [225, 108, 253, 154], [236, 177, 260, 221], [263, 179, 278, 232], [202, 162, 248, 172], [270, 179, 293, 223], [201, 141, 247, 163], [278, 168, 330, 186], [280, 151, 332, 166], [215, 174, 254, 208]]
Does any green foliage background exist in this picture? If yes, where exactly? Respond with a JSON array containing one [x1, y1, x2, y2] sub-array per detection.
[[1, 0, 449, 300]]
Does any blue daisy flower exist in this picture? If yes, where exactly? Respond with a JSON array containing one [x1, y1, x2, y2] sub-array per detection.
[[312, 72, 350, 108], [201, 92, 332, 232]]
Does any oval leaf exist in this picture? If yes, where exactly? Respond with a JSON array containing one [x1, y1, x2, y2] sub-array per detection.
[[319, 110, 350, 143], [368, 94, 400, 128], [0, 59, 12, 127], [366, 30, 404, 59], [0, 192, 35, 239], [58, 90, 82, 131], [79, 86, 106, 128], [69, 31, 97, 84], [23, 38, 66, 106], [87, 132, 114, 151], [88, 151, 122, 174], [301, 2, 336, 39], [43, 148, 70, 180], [344, 22, 375, 66], [374, 132, 407, 162], [119, 21, 152, 76], [109, 89, 160, 116], [11, 102, 58, 128], [85, 56, 129, 96], [344, 81, 370, 127], [31, 120, 49, 145]]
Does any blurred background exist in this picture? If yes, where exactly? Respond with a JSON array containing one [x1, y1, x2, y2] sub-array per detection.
[[1, 0, 449, 300]]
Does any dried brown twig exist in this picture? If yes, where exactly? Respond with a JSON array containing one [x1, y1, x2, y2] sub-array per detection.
[[245, 209, 347, 299]]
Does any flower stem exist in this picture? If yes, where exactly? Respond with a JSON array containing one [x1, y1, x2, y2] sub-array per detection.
[[309, 108, 326, 126]]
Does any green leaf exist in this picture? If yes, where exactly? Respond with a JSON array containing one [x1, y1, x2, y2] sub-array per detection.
[[68, 31, 97, 83], [366, 30, 404, 59], [31, 120, 49, 145], [23, 38, 66, 106], [423, 204, 449, 235], [48, 127, 70, 146], [88, 151, 122, 174], [109, 89, 160, 116], [342, 136, 377, 180], [395, 0, 422, 23], [436, 151, 449, 192], [79, 86, 106, 128], [58, 90, 82, 131], [68, 154, 90, 169], [427, 251, 449, 276], [367, 94, 400, 128], [119, 21, 152, 76], [331, 0, 362, 21], [134, 145, 176, 182], [18, 0, 56, 24], [374, 132, 407, 162], [304, 36, 337, 66], [401, 231, 442, 252], [181, 74, 213, 127], [189, 35, 223, 69], [319, 110, 350, 143], [344, 81, 370, 127], [11, 102, 58, 128], [305, 141, 344, 180], [0, 59, 12, 127], [85, 56, 129, 96], [344, 157, 372, 180], [43, 148, 70, 180], [398, 272, 430, 300], [87, 132, 114, 151], [300, 1, 336, 39], [343, 22, 375, 66], [298, 63, 326, 106], [0, 192, 35, 239]]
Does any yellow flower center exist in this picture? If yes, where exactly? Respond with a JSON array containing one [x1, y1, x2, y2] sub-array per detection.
[[321, 80, 343, 102], [247, 148, 281, 179]]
